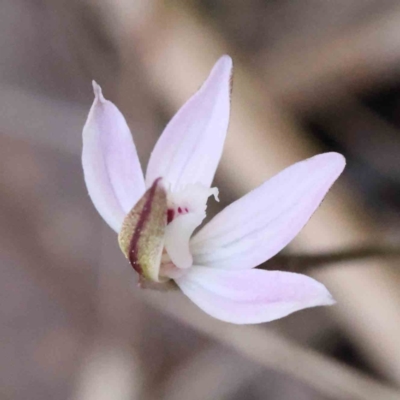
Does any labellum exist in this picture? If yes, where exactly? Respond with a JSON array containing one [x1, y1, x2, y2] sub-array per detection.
[[118, 178, 168, 286]]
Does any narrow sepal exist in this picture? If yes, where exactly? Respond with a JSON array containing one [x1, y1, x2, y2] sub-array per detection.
[[146, 55, 232, 190], [82, 82, 145, 232], [191, 153, 346, 270], [176, 267, 335, 324]]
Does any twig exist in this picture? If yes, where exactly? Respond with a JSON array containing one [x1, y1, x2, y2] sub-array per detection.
[[263, 245, 400, 273]]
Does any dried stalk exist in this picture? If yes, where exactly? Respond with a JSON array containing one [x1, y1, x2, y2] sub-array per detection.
[[264, 245, 400, 273]]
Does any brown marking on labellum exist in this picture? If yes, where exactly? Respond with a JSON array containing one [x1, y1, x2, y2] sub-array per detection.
[[128, 178, 161, 274]]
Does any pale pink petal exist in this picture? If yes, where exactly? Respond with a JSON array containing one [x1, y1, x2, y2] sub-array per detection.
[[82, 82, 145, 232], [191, 153, 345, 269], [145, 55, 232, 190], [164, 213, 205, 270], [176, 267, 334, 324]]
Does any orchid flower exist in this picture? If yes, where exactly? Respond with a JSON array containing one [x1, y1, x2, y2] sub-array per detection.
[[82, 55, 345, 324]]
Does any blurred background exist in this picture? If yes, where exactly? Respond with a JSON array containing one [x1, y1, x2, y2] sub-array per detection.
[[2, 1, 400, 399]]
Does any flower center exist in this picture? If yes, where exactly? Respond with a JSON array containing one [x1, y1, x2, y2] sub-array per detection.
[[160, 183, 218, 278], [118, 179, 218, 285]]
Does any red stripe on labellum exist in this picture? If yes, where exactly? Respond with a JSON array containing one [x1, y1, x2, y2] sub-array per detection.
[[167, 209, 175, 224], [128, 178, 162, 274]]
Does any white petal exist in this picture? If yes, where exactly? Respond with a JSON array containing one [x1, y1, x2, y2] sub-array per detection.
[[82, 82, 145, 232], [176, 267, 334, 324], [165, 213, 205, 269], [145, 55, 232, 191], [191, 153, 345, 269]]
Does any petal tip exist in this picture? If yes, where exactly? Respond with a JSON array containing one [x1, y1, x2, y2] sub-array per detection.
[[218, 54, 233, 69], [218, 55, 234, 96], [309, 152, 346, 179], [92, 80, 105, 102], [216, 55, 233, 84], [314, 284, 336, 307], [320, 292, 336, 307], [321, 152, 346, 172]]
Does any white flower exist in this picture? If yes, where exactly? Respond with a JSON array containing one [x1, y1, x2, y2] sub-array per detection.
[[82, 55, 345, 324]]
